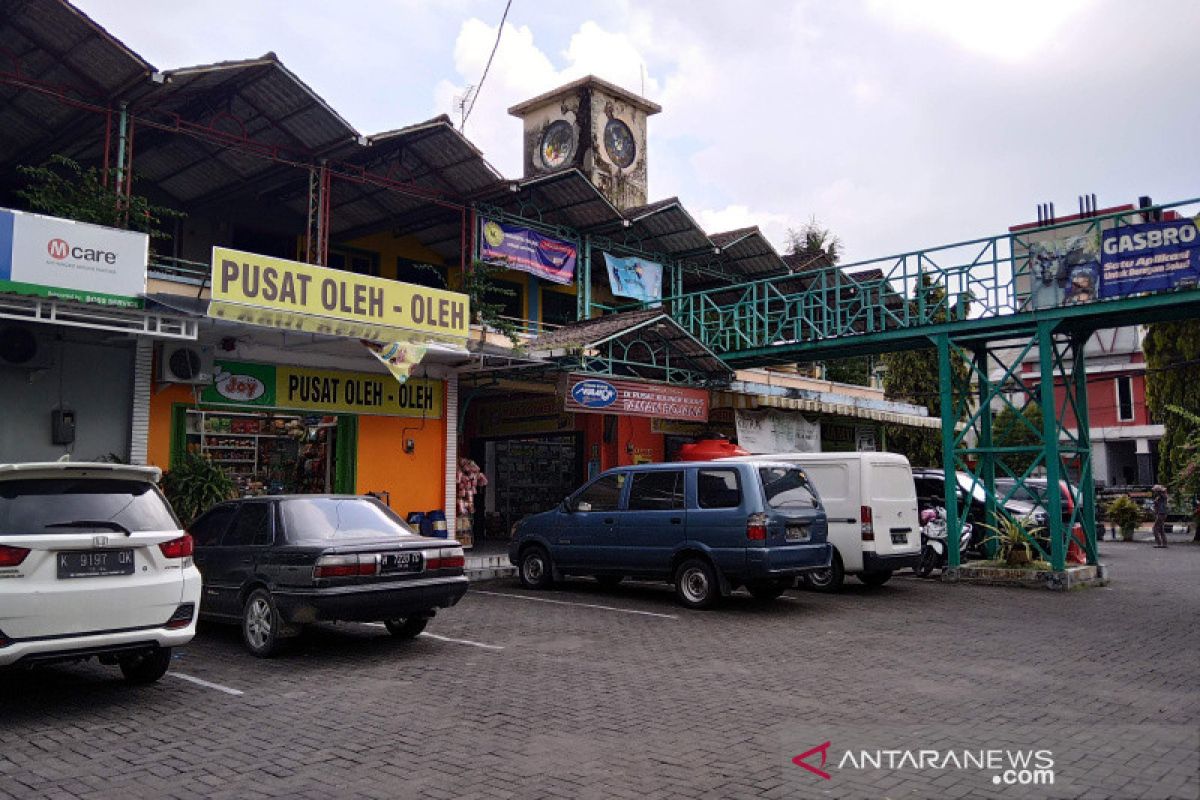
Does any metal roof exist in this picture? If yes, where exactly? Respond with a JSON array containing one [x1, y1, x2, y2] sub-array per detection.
[[476, 169, 624, 232]]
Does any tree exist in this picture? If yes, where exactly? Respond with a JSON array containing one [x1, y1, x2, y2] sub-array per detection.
[[785, 216, 843, 271], [879, 277, 971, 466], [991, 401, 1043, 476], [1143, 320, 1200, 485], [822, 356, 872, 387], [15, 154, 181, 239]]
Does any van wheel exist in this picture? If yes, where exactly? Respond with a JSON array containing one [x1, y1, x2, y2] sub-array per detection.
[[802, 552, 844, 592], [747, 579, 789, 602], [674, 558, 719, 610], [519, 546, 554, 589], [119, 647, 172, 685], [860, 570, 893, 587]]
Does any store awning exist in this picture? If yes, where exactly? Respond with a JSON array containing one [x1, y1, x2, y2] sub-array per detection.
[[0, 291, 197, 340], [712, 390, 941, 429]]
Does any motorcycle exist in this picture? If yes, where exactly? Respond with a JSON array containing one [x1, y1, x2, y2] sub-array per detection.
[[915, 507, 973, 578]]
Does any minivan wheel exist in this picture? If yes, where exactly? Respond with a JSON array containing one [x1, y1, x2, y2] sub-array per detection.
[[519, 546, 554, 589], [674, 558, 719, 610], [860, 570, 893, 587], [242, 589, 284, 658], [803, 552, 844, 592], [747, 579, 790, 602], [384, 616, 429, 639], [119, 647, 172, 685]]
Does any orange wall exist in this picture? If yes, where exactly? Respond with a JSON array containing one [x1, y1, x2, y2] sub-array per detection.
[[580, 413, 665, 472], [148, 382, 195, 471], [355, 407, 446, 516]]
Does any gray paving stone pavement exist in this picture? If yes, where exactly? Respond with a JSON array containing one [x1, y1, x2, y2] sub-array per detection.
[[1, 535, 1196, 799]]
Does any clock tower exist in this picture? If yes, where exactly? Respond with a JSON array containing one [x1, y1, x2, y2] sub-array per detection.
[[508, 75, 661, 211]]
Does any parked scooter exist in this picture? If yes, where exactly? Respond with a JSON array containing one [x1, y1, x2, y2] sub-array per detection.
[[915, 507, 973, 578]]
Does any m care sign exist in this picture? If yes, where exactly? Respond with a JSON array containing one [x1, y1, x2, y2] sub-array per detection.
[[0, 208, 147, 308], [203, 360, 443, 418], [210, 247, 469, 339], [563, 375, 708, 422]]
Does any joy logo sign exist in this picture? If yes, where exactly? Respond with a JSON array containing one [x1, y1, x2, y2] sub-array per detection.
[[214, 369, 266, 402]]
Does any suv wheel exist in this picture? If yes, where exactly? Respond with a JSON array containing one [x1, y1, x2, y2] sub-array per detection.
[[384, 616, 429, 639], [119, 647, 172, 685], [519, 546, 554, 589], [674, 558, 719, 610], [802, 551, 844, 593], [242, 588, 284, 658]]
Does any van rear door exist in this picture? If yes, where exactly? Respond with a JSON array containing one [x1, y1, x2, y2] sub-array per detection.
[[864, 460, 920, 557], [797, 459, 861, 572]]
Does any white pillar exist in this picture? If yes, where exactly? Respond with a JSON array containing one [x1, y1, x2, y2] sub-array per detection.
[[443, 371, 459, 533], [129, 338, 153, 465]]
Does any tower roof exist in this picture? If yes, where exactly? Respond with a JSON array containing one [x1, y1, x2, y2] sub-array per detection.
[[508, 74, 662, 117]]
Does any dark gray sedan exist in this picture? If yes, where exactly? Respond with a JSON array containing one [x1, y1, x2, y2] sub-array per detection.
[[190, 495, 468, 657]]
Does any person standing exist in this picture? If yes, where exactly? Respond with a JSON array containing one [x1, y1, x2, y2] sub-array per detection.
[[1151, 485, 1169, 548]]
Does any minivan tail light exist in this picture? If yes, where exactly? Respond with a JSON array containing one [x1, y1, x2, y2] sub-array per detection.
[[159, 534, 194, 559], [747, 513, 769, 541], [427, 547, 465, 570], [0, 545, 30, 567], [860, 505, 875, 541], [314, 554, 380, 579]]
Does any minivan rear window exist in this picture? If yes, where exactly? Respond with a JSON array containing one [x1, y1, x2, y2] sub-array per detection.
[[697, 470, 741, 509], [0, 478, 179, 535], [281, 498, 417, 544], [758, 467, 820, 510]]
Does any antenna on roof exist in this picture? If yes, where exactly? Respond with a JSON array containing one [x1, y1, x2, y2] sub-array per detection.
[[640, 62, 646, 97], [454, 85, 477, 130]]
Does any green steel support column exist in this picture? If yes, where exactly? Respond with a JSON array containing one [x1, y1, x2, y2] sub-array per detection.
[[578, 235, 592, 320], [937, 334, 962, 568], [1037, 322, 1066, 571], [975, 345, 998, 559], [1073, 334, 1099, 565]]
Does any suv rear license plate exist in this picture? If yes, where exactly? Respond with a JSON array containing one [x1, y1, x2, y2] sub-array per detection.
[[381, 552, 423, 573], [891, 533, 908, 545], [785, 526, 810, 542], [57, 549, 135, 579]]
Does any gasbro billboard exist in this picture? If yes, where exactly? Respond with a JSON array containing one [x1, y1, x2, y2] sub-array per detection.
[[1100, 218, 1200, 298], [0, 208, 148, 308]]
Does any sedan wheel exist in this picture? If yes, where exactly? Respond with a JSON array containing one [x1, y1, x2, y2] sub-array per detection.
[[674, 558, 719, 610], [384, 616, 429, 639], [242, 589, 283, 658]]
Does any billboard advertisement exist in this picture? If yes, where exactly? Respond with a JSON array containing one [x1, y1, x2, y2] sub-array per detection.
[[1099, 218, 1200, 298], [564, 375, 708, 421], [603, 252, 663, 304], [479, 218, 577, 285]]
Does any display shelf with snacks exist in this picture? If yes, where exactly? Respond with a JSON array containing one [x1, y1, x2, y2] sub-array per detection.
[[184, 409, 306, 495]]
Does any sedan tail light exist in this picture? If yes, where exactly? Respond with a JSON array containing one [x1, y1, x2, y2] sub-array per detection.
[[427, 547, 465, 570], [159, 534, 194, 559], [314, 553, 380, 579], [0, 545, 30, 567], [746, 513, 768, 541]]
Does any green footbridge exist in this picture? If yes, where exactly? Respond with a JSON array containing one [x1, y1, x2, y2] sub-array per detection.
[[658, 198, 1200, 572]]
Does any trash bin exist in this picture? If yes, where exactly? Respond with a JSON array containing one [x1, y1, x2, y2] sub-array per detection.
[[407, 511, 433, 538], [427, 509, 449, 539]]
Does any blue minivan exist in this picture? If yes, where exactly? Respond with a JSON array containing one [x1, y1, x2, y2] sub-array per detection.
[[508, 461, 831, 608]]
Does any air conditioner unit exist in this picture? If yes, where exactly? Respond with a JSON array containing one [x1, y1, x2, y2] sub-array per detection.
[[159, 344, 214, 385], [0, 325, 52, 370]]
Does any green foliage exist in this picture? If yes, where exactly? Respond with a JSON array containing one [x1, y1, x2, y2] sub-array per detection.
[[1104, 495, 1143, 536], [1144, 320, 1200, 485], [15, 154, 182, 239], [992, 401, 1043, 476], [161, 454, 237, 526], [820, 356, 872, 386], [1163, 404, 1200, 500], [785, 216, 842, 269], [975, 515, 1041, 565], [463, 259, 521, 344]]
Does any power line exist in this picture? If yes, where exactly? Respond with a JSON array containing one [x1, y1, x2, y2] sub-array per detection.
[[461, 0, 513, 131]]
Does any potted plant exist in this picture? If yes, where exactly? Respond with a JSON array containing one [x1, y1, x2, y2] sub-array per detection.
[[978, 515, 1041, 567], [1105, 495, 1142, 542], [161, 453, 237, 526]]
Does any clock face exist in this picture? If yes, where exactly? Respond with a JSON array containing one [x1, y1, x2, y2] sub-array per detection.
[[603, 118, 636, 168], [539, 120, 575, 170]]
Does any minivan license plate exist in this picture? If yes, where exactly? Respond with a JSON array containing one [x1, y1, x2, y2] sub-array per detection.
[[382, 552, 423, 573], [57, 549, 135, 579], [785, 526, 809, 542]]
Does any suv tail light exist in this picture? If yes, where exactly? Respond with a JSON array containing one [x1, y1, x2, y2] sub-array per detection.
[[860, 505, 875, 541], [427, 547, 466, 570], [0, 545, 30, 567], [159, 534, 194, 559], [314, 553, 380, 579], [747, 513, 769, 541], [165, 603, 195, 630]]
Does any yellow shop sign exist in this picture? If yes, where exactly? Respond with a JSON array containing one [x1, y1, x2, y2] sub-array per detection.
[[210, 247, 469, 339], [276, 366, 443, 418]]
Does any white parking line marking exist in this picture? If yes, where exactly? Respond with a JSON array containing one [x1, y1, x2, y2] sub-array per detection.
[[471, 589, 679, 619], [170, 672, 244, 696], [361, 624, 504, 651]]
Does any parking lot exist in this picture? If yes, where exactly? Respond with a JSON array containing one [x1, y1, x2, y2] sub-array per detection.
[[2, 537, 1197, 800]]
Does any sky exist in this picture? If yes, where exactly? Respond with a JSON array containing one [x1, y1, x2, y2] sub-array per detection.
[[75, 0, 1200, 264]]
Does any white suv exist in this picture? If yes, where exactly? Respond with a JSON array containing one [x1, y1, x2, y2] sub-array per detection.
[[0, 462, 202, 684]]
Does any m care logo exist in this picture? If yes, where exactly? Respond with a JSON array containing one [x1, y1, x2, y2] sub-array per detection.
[[47, 238, 70, 260]]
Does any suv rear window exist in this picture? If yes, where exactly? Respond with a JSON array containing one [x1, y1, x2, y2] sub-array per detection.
[[280, 498, 417, 544], [758, 467, 820, 510], [0, 478, 179, 535]]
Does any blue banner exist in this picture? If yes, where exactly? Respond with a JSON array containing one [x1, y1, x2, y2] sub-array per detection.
[[603, 252, 663, 304], [1100, 219, 1200, 298], [479, 218, 576, 285]]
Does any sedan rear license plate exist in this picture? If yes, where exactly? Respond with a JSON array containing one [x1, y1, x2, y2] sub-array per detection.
[[785, 526, 810, 542], [57, 549, 135, 579], [381, 552, 423, 573], [891, 533, 908, 545]]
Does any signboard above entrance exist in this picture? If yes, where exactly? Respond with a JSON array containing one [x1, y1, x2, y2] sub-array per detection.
[[210, 247, 469, 340], [0, 208, 147, 308], [563, 375, 708, 422], [203, 360, 444, 418]]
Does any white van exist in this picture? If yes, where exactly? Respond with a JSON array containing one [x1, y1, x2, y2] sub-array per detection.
[[718, 452, 920, 590]]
